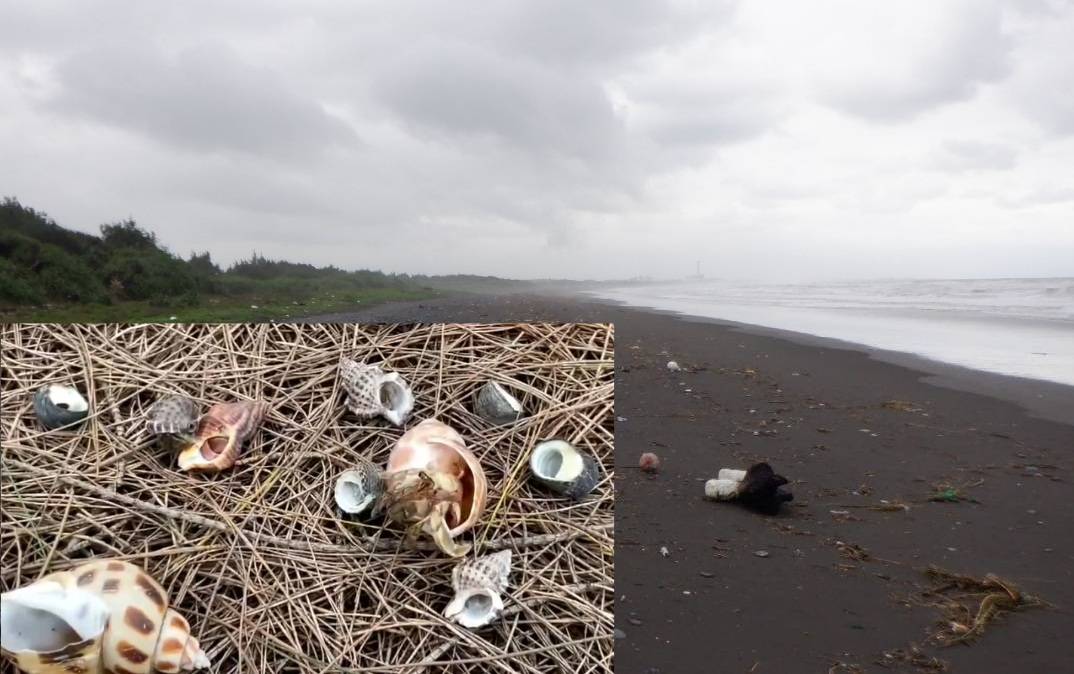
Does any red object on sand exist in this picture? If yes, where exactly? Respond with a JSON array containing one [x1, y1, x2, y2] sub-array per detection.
[[639, 452, 660, 473]]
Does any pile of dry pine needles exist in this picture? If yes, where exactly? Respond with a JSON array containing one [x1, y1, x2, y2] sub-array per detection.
[[1, 322, 614, 673]]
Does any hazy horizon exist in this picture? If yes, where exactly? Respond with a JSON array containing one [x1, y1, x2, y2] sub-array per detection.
[[3, 1, 1073, 281]]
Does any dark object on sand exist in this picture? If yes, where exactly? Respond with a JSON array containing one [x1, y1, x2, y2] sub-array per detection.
[[639, 452, 660, 473], [705, 462, 793, 515], [736, 462, 794, 515]]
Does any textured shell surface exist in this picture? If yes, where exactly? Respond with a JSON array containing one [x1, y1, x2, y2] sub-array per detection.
[[0, 560, 210, 673], [176, 400, 269, 473], [382, 419, 488, 557], [474, 381, 523, 425], [33, 384, 89, 430], [443, 550, 512, 628], [334, 457, 384, 516], [146, 396, 200, 438], [339, 359, 415, 426], [529, 439, 601, 499]]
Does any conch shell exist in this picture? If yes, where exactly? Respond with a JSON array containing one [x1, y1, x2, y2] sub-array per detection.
[[444, 550, 511, 628], [176, 400, 269, 473], [339, 359, 414, 426], [0, 560, 210, 673], [33, 384, 89, 430], [334, 456, 384, 518], [381, 419, 487, 557]]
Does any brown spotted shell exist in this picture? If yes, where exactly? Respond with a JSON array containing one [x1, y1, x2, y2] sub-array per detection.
[[176, 400, 269, 473], [0, 560, 209, 673]]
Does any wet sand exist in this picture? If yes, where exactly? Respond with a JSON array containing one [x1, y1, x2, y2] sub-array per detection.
[[300, 293, 1074, 673]]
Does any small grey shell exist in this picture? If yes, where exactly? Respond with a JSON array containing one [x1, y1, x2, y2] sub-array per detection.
[[146, 396, 200, 438], [528, 439, 601, 499], [474, 381, 523, 425], [339, 359, 415, 426], [334, 457, 385, 517], [33, 384, 89, 430]]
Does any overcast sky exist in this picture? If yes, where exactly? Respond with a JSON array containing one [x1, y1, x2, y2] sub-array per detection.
[[2, 0, 1072, 281]]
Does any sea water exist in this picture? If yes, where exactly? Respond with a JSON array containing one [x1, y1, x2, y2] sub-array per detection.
[[589, 278, 1074, 386]]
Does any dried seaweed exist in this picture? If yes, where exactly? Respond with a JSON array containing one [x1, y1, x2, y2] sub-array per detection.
[[919, 566, 1048, 646]]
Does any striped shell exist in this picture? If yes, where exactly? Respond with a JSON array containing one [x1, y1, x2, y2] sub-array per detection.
[[0, 560, 209, 673], [176, 400, 269, 473]]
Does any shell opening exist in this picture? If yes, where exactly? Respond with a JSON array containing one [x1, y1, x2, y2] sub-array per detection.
[[445, 588, 503, 628], [46, 385, 89, 413], [531, 440, 583, 481], [335, 470, 375, 514], [380, 380, 406, 411], [203, 435, 229, 460], [0, 583, 108, 653]]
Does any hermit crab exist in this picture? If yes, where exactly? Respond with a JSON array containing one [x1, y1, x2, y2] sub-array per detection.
[[380, 419, 487, 557]]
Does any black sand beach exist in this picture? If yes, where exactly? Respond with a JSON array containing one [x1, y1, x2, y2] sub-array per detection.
[[300, 293, 1074, 673]]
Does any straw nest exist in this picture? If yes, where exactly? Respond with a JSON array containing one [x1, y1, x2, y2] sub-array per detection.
[[0, 322, 614, 673]]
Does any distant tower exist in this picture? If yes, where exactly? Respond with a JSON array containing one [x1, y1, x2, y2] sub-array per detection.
[[689, 260, 703, 280]]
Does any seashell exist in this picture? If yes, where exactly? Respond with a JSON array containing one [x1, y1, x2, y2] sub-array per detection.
[[474, 381, 523, 425], [529, 439, 601, 500], [334, 457, 384, 518], [176, 400, 269, 473], [0, 560, 210, 673], [666, 361, 681, 371], [146, 396, 200, 448], [443, 550, 511, 629], [381, 419, 487, 557], [33, 384, 89, 430], [339, 359, 414, 426]]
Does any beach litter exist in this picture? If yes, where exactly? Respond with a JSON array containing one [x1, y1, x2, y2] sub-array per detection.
[[704, 462, 794, 514], [666, 360, 681, 371], [876, 644, 948, 671], [916, 566, 1049, 646], [639, 452, 660, 473], [928, 479, 984, 504]]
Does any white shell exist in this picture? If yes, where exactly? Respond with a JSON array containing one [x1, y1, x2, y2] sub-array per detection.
[[704, 478, 740, 500], [443, 550, 511, 629], [0, 581, 109, 654], [334, 458, 384, 516], [666, 361, 681, 371], [339, 359, 415, 426], [529, 439, 601, 499]]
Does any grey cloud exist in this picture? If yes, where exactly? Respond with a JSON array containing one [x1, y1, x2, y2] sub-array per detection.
[[933, 140, 1017, 171], [45, 41, 358, 160]]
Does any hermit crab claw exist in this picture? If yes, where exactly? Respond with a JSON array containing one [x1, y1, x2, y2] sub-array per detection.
[[381, 419, 487, 557]]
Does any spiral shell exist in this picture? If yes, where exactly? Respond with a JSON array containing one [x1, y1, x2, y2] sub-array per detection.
[[529, 439, 601, 499], [176, 400, 269, 473], [339, 359, 414, 426], [334, 457, 384, 518], [474, 382, 523, 425], [146, 396, 200, 439], [381, 419, 487, 557], [443, 550, 512, 628], [33, 384, 89, 430], [0, 560, 210, 673]]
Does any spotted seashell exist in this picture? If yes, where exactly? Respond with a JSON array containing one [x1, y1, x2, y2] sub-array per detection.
[[443, 550, 512, 629], [339, 359, 414, 427], [0, 560, 210, 673], [146, 396, 200, 439], [334, 456, 384, 518]]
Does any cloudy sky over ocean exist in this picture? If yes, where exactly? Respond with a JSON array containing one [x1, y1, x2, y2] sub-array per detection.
[[2, 0, 1072, 280]]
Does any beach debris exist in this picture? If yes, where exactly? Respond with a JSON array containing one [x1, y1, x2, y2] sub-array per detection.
[[474, 381, 524, 425], [32, 384, 89, 430], [917, 566, 1048, 646], [659, 546, 669, 557], [876, 644, 948, 672], [339, 359, 415, 426], [334, 456, 384, 518], [381, 419, 487, 557], [0, 559, 210, 673], [928, 479, 984, 504], [703, 462, 794, 515], [666, 360, 681, 371], [443, 550, 511, 629], [176, 400, 269, 473], [754, 550, 770, 558], [882, 399, 923, 413], [639, 452, 660, 473], [529, 439, 601, 499]]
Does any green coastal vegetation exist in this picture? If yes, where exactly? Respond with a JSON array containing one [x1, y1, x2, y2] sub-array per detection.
[[0, 197, 439, 322]]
